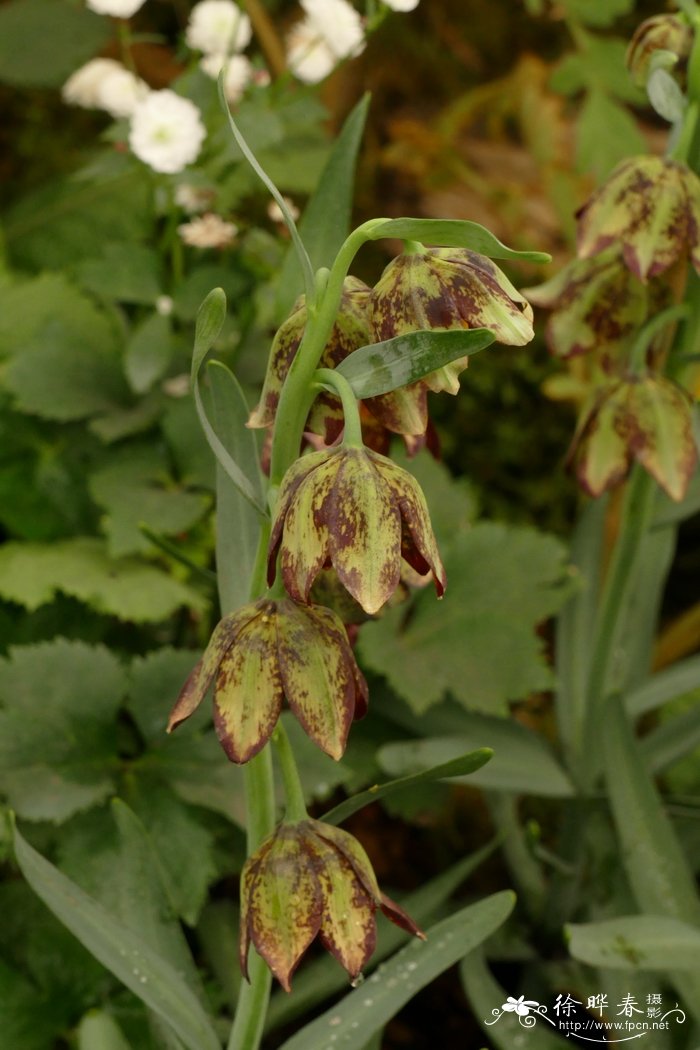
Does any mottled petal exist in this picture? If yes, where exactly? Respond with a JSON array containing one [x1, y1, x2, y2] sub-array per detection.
[[572, 387, 632, 497], [308, 833, 377, 980], [248, 298, 307, 429], [309, 820, 381, 901], [213, 609, 283, 763], [277, 456, 338, 602], [365, 383, 429, 438], [304, 602, 369, 719], [167, 606, 254, 732], [630, 377, 697, 501], [379, 892, 426, 940], [325, 448, 403, 614], [239, 837, 274, 981], [268, 449, 334, 589]]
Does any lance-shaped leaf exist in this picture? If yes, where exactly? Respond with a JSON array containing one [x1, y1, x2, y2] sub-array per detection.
[[366, 218, 551, 263], [576, 155, 700, 281], [567, 915, 700, 971]]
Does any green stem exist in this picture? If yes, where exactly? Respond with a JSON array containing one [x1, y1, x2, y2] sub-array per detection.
[[272, 722, 308, 822], [314, 368, 364, 447]]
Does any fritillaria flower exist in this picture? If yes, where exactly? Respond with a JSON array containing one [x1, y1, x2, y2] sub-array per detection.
[[576, 156, 700, 282], [267, 445, 446, 614], [626, 14, 691, 87], [167, 599, 367, 762], [570, 373, 697, 501], [240, 819, 424, 990]]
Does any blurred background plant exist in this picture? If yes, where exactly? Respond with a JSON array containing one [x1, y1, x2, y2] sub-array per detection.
[[2, 0, 700, 1048]]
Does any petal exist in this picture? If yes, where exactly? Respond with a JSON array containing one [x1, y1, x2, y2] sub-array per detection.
[[366, 383, 429, 438], [277, 455, 339, 602], [239, 837, 273, 981], [213, 610, 283, 763], [167, 606, 254, 732], [630, 376, 697, 501], [275, 601, 355, 760], [248, 299, 306, 429], [267, 449, 334, 589], [308, 820, 381, 901], [305, 602, 369, 720], [245, 827, 323, 992], [325, 448, 403, 614], [379, 892, 426, 940], [308, 834, 377, 980], [572, 387, 632, 498]]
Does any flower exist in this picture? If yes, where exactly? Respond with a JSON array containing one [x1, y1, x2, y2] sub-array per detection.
[[129, 90, 205, 174], [174, 183, 216, 213], [240, 819, 424, 990], [199, 53, 253, 102], [267, 445, 446, 614], [178, 212, 238, 248], [287, 0, 365, 83], [267, 197, 301, 224], [383, 0, 420, 10], [502, 995, 539, 1017], [185, 0, 252, 55], [62, 58, 146, 117], [576, 156, 700, 282], [626, 14, 691, 87], [86, 0, 145, 17], [167, 599, 368, 762], [371, 245, 534, 396], [570, 374, 697, 501]]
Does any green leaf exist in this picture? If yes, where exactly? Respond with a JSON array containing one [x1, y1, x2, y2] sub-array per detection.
[[560, 0, 635, 27], [125, 313, 175, 395], [567, 914, 700, 970], [626, 654, 700, 717], [77, 1011, 132, 1050], [191, 288, 227, 384], [366, 219, 551, 263], [89, 445, 210, 557], [0, 538, 205, 621], [0, 640, 126, 822], [576, 89, 646, 180], [378, 721, 574, 798], [0, 957, 67, 1050], [321, 748, 493, 826], [642, 704, 700, 773], [77, 243, 163, 305], [0, 0, 111, 87], [278, 891, 515, 1050], [551, 38, 642, 102], [275, 95, 370, 320], [358, 524, 573, 716], [12, 821, 222, 1050], [335, 329, 496, 400], [648, 67, 687, 123], [209, 362, 265, 612]]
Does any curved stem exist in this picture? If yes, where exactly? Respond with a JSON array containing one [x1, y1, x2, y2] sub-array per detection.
[[314, 368, 364, 448], [272, 721, 308, 823]]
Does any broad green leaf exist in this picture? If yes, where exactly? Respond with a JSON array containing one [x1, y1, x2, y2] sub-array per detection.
[[0, 538, 206, 621], [321, 748, 493, 826], [77, 243, 163, 305], [0, 957, 66, 1050], [567, 915, 700, 970], [12, 821, 221, 1050], [275, 95, 370, 320], [358, 524, 573, 716], [550, 38, 642, 102], [576, 89, 646, 179], [335, 329, 495, 399], [560, 0, 635, 27], [89, 444, 210, 557], [0, 273, 117, 359], [626, 653, 700, 717], [209, 362, 265, 612], [0, 640, 126, 822], [378, 723, 574, 798], [125, 312, 175, 395], [161, 396, 216, 490], [366, 219, 551, 263], [0, 0, 111, 87], [127, 648, 210, 745], [278, 891, 515, 1050], [266, 842, 498, 1033], [77, 1011, 132, 1050]]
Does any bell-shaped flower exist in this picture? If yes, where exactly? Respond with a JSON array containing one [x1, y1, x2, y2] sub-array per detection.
[[370, 245, 534, 397], [240, 818, 424, 990], [570, 373, 697, 501], [626, 14, 692, 88], [167, 598, 368, 763], [267, 445, 446, 614], [576, 156, 700, 282]]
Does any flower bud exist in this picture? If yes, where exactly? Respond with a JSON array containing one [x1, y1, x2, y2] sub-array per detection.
[[167, 598, 368, 762], [571, 374, 697, 501], [370, 245, 534, 396], [626, 14, 692, 88], [240, 819, 424, 990], [576, 156, 700, 282], [267, 445, 446, 614]]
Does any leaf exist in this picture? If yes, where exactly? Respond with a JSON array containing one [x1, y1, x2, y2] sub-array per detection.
[[626, 653, 700, 717], [89, 445, 210, 557], [560, 0, 635, 27], [648, 67, 687, 124], [0, 273, 117, 359], [335, 329, 496, 399], [366, 219, 551, 263], [278, 892, 515, 1050], [77, 1011, 132, 1050], [275, 95, 370, 320], [550, 38, 642, 102], [0, 640, 126, 822], [125, 312, 176, 395], [567, 915, 700, 970], [191, 288, 227, 384], [0, 957, 66, 1050], [642, 704, 700, 773], [77, 243, 163, 305], [0, 538, 206, 621], [12, 821, 222, 1050], [0, 0, 111, 87], [576, 90, 646, 180], [358, 524, 573, 716], [377, 720, 574, 798], [321, 748, 493, 826], [209, 362, 265, 612]]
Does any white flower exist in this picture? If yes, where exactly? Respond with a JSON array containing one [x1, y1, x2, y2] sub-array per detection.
[[156, 295, 174, 316], [186, 0, 252, 55], [287, 0, 365, 83], [62, 58, 145, 115], [129, 90, 206, 174], [178, 213, 239, 248], [267, 197, 300, 223], [86, 0, 146, 17], [383, 0, 419, 10], [174, 183, 216, 213], [199, 53, 253, 102], [286, 20, 336, 83]]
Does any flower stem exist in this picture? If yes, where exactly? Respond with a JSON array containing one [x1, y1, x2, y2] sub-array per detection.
[[272, 721, 308, 822], [314, 367, 364, 447]]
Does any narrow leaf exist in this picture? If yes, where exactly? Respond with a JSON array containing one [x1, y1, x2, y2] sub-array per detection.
[[626, 653, 700, 717], [321, 748, 493, 826], [335, 329, 495, 400], [12, 820, 221, 1050], [191, 288, 226, 385], [642, 705, 700, 773], [366, 218, 551, 263], [567, 915, 700, 971], [277, 891, 515, 1050]]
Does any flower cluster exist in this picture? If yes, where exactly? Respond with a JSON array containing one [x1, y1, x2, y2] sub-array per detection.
[[527, 154, 700, 500]]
